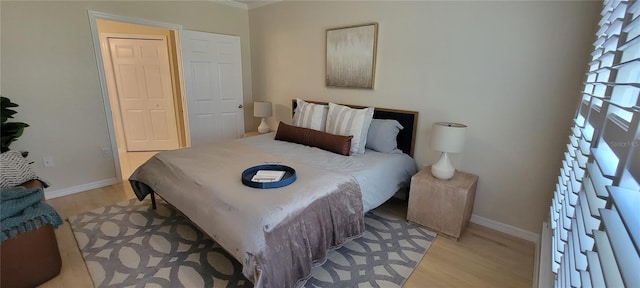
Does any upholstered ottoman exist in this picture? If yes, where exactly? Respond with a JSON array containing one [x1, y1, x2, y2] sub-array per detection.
[[0, 224, 62, 288], [0, 179, 62, 288]]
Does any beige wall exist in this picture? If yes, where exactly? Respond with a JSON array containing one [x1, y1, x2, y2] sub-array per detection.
[[0, 2, 2, 94], [1, 1, 252, 192], [0, 0, 600, 234], [249, 1, 600, 233]]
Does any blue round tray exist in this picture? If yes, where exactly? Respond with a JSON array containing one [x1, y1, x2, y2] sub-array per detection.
[[241, 164, 296, 189]]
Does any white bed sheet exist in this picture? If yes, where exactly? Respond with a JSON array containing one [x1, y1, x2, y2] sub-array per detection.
[[239, 132, 417, 211]]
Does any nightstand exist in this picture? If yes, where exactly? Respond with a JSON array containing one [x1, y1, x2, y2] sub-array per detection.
[[407, 165, 478, 240]]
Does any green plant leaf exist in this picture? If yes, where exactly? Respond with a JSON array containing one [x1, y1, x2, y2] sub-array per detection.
[[1, 98, 18, 109], [1, 122, 29, 132], [1, 97, 20, 122], [0, 96, 29, 154]]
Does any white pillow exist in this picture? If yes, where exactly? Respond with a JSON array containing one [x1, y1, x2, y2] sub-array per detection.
[[292, 98, 328, 131], [0, 151, 37, 188], [325, 103, 374, 154]]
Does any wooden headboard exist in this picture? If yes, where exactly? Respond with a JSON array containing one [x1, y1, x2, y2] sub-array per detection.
[[291, 100, 418, 157]]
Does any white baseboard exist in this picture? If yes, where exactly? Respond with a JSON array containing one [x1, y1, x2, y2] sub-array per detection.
[[470, 214, 540, 244], [45, 178, 119, 200]]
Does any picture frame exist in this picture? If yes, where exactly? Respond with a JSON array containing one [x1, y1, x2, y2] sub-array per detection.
[[326, 23, 378, 89]]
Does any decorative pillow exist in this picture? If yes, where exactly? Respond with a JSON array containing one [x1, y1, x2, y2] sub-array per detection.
[[292, 98, 329, 131], [0, 151, 37, 188], [325, 103, 374, 154], [275, 122, 352, 156], [366, 119, 404, 153]]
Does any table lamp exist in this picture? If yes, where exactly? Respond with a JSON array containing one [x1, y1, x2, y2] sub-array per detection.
[[254, 101, 273, 133], [430, 122, 467, 180]]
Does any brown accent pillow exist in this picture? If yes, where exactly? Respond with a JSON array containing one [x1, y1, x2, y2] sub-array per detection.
[[275, 122, 352, 156]]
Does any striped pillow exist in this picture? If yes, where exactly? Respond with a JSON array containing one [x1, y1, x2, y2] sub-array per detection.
[[0, 150, 37, 188], [292, 98, 328, 131], [325, 103, 375, 154]]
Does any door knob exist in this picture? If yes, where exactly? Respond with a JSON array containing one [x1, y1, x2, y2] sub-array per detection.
[[238, 104, 243, 109]]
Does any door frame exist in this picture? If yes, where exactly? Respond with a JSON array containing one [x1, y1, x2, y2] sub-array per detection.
[[88, 10, 187, 181]]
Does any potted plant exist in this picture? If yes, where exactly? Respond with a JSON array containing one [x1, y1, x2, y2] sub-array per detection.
[[1, 96, 29, 157]]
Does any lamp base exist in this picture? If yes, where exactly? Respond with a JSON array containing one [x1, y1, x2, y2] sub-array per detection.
[[258, 118, 270, 133], [432, 152, 455, 180]]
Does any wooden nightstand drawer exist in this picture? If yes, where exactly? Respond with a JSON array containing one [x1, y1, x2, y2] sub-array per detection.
[[407, 166, 478, 240]]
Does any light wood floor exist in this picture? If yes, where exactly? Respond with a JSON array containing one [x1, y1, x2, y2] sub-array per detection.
[[42, 181, 535, 288]]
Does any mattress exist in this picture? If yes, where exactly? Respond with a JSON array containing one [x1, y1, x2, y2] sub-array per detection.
[[238, 132, 417, 211]]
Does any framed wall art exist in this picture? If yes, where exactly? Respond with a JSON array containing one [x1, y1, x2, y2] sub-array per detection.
[[326, 23, 378, 89]]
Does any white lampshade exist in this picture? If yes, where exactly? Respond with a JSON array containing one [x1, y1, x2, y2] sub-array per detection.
[[430, 122, 467, 153], [253, 101, 272, 118], [430, 122, 467, 180]]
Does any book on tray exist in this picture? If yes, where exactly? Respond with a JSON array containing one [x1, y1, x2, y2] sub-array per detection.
[[251, 170, 286, 183]]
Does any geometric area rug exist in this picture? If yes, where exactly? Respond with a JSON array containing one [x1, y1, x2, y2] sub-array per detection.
[[69, 198, 436, 288]]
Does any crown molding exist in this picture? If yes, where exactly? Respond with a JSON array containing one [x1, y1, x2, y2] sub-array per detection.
[[214, 0, 249, 10], [244, 1, 282, 9]]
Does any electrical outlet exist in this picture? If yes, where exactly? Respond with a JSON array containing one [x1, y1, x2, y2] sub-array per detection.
[[102, 147, 113, 158], [43, 156, 54, 168]]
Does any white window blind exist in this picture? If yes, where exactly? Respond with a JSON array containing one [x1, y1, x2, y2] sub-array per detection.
[[550, 0, 640, 287]]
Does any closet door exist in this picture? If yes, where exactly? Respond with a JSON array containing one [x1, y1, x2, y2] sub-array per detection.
[[180, 30, 244, 146], [107, 36, 180, 152]]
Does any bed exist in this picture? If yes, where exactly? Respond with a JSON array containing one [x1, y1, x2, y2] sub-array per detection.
[[129, 100, 418, 287]]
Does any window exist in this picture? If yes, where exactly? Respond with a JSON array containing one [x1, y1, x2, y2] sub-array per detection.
[[550, 0, 640, 287]]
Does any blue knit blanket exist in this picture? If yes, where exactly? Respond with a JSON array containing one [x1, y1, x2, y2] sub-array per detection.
[[0, 186, 62, 243]]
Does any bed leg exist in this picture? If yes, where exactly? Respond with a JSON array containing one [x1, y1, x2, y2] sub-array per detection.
[[150, 191, 157, 210]]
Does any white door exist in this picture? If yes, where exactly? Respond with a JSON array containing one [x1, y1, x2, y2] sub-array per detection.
[[108, 37, 180, 151], [180, 30, 244, 146]]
